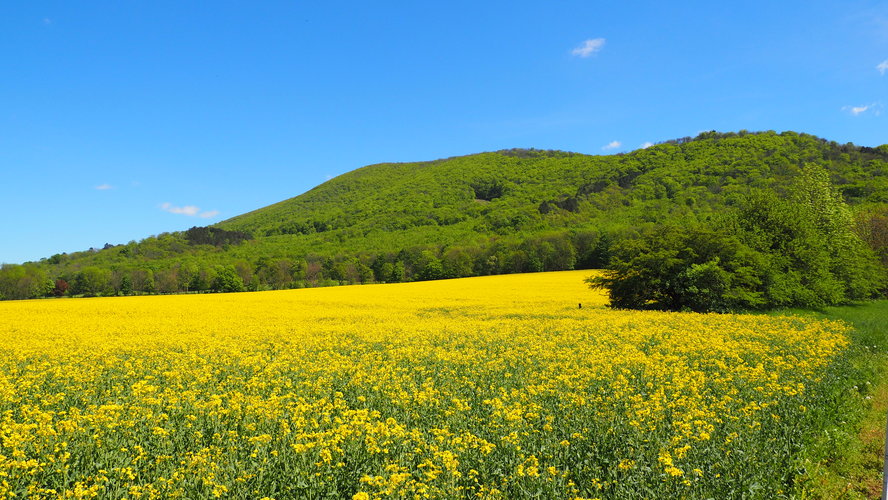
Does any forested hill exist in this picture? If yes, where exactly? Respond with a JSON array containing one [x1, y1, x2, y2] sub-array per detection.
[[218, 130, 888, 236], [3, 130, 888, 299]]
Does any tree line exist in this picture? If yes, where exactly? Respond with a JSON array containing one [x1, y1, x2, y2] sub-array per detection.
[[0, 230, 612, 299], [588, 164, 887, 312], [2, 131, 887, 302]]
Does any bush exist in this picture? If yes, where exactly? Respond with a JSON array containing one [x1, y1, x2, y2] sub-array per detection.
[[587, 226, 764, 312], [590, 165, 885, 312], [212, 265, 246, 293]]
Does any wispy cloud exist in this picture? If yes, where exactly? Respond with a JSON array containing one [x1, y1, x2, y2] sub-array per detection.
[[878, 59, 888, 75], [602, 140, 622, 151], [160, 202, 219, 218], [640, 141, 654, 149], [842, 103, 882, 116], [42, 18, 52, 25], [571, 38, 605, 58], [95, 184, 114, 190], [161, 203, 199, 216]]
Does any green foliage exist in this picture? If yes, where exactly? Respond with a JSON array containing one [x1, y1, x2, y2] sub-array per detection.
[[212, 265, 246, 293], [71, 266, 113, 297], [3, 131, 888, 300], [469, 177, 505, 201], [592, 164, 885, 312], [769, 301, 888, 497], [184, 226, 252, 247], [416, 250, 445, 281], [855, 204, 888, 269], [389, 261, 406, 283], [120, 275, 133, 296], [0, 264, 52, 300], [732, 165, 884, 307], [587, 226, 764, 312]]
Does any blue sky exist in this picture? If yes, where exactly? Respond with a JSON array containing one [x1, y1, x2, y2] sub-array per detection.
[[2, 1, 887, 264]]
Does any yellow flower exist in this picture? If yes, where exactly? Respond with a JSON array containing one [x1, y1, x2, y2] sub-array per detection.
[[0, 270, 850, 498]]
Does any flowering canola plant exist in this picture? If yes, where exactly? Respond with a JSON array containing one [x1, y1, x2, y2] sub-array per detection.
[[0, 271, 849, 499]]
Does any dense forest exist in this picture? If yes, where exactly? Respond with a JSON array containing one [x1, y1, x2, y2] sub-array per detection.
[[589, 163, 886, 312], [2, 130, 887, 300]]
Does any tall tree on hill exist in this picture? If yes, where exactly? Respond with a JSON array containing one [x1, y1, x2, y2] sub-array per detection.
[[590, 164, 884, 311], [734, 164, 883, 306]]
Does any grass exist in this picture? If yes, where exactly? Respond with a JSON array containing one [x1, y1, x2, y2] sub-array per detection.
[[772, 300, 888, 499]]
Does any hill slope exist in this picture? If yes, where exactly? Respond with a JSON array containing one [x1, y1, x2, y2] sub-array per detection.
[[213, 129, 888, 269], [2, 130, 888, 299], [217, 130, 888, 248]]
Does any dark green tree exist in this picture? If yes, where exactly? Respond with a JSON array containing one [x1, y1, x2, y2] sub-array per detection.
[[0, 264, 52, 299], [416, 250, 445, 281], [212, 265, 246, 293], [390, 261, 406, 283], [732, 165, 883, 307], [71, 266, 113, 297], [587, 226, 764, 312], [591, 165, 884, 312], [442, 247, 477, 278], [120, 275, 133, 296]]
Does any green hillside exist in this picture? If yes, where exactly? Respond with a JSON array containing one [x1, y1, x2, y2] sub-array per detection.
[[2, 130, 887, 299], [219, 131, 888, 243]]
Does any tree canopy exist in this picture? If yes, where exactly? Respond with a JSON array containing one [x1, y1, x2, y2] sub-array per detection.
[[588, 164, 885, 311], [3, 130, 887, 300]]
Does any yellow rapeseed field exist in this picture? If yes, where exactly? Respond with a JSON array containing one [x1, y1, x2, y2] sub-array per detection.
[[0, 271, 850, 499]]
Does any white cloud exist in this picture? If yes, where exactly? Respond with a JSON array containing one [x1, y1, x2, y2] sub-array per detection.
[[602, 140, 622, 151], [160, 202, 218, 218], [878, 60, 888, 75], [161, 202, 200, 216], [641, 141, 654, 149], [95, 184, 114, 190], [571, 38, 605, 58], [160, 203, 219, 219], [843, 103, 882, 116]]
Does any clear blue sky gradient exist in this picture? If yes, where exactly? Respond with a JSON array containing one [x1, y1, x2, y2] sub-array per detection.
[[2, 1, 887, 264]]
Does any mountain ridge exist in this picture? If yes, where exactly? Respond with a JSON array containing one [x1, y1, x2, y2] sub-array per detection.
[[1, 130, 887, 299]]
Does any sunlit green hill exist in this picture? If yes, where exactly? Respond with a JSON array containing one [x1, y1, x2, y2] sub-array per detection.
[[218, 130, 888, 244], [3, 130, 887, 299]]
